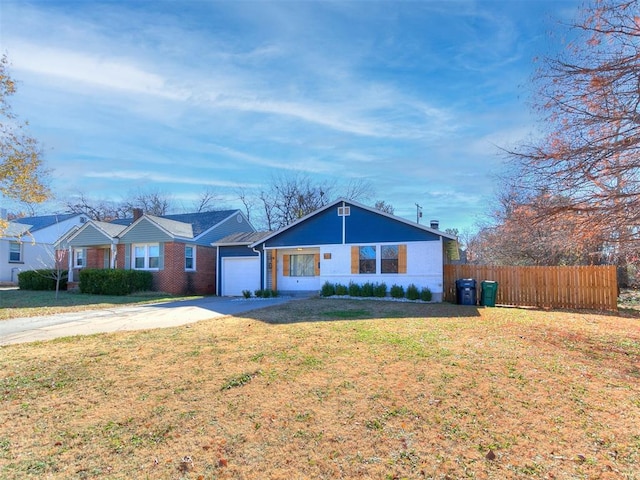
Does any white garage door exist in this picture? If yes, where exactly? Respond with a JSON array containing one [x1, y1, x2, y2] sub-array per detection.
[[222, 257, 261, 296]]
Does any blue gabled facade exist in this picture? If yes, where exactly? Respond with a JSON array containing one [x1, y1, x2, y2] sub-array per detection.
[[259, 200, 442, 248]]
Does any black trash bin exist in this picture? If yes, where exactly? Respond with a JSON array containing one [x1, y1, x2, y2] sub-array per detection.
[[455, 278, 477, 305], [481, 280, 498, 307]]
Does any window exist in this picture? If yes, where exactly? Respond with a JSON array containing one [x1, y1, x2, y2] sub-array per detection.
[[74, 249, 84, 268], [185, 245, 195, 270], [133, 243, 160, 270], [338, 206, 351, 216], [381, 245, 399, 273], [359, 246, 376, 274], [290, 254, 315, 276], [9, 242, 21, 262]]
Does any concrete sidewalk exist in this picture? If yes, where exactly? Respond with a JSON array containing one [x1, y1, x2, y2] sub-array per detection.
[[0, 295, 300, 346]]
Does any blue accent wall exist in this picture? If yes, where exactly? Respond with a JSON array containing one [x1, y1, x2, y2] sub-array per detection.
[[263, 205, 343, 247], [345, 206, 440, 243], [259, 202, 440, 248], [219, 245, 259, 258]]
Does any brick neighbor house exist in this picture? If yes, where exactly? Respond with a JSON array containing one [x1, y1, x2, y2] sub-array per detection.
[[57, 209, 255, 295]]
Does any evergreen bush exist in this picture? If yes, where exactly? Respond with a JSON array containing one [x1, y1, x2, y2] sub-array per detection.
[[18, 270, 68, 291], [335, 283, 348, 295], [321, 281, 336, 297], [348, 281, 362, 297], [373, 282, 387, 297], [79, 269, 153, 295], [406, 283, 420, 300], [390, 284, 405, 298], [420, 287, 432, 302]]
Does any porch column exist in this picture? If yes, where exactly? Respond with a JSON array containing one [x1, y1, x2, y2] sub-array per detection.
[[270, 249, 277, 291], [67, 246, 74, 282], [111, 243, 117, 269]]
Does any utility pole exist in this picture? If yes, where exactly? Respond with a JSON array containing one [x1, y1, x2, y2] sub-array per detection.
[[415, 203, 422, 224]]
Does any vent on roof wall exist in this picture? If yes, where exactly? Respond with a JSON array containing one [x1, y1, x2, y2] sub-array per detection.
[[338, 206, 350, 216], [430, 220, 439, 230]]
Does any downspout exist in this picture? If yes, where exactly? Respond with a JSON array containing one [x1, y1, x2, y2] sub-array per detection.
[[252, 246, 264, 290]]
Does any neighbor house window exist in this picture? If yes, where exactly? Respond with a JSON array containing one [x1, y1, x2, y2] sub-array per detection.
[[290, 254, 315, 276], [133, 243, 160, 270], [185, 245, 195, 270], [74, 249, 84, 268], [359, 246, 376, 274], [381, 245, 399, 273], [9, 242, 21, 262]]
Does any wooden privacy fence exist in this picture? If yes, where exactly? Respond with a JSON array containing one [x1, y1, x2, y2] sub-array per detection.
[[443, 265, 618, 311]]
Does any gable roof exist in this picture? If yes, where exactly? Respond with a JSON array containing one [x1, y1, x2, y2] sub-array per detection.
[[12, 213, 82, 232], [116, 209, 244, 242], [250, 198, 456, 247], [161, 210, 240, 237], [214, 231, 271, 246], [2, 222, 32, 238], [145, 215, 194, 239]]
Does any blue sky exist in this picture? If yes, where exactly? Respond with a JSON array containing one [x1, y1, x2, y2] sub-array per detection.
[[0, 0, 582, 231]]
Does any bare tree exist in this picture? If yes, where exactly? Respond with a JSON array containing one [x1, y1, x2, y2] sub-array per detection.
[[192, 186, 227, 213], [123, 188, 173, 216], [374, 200, 394, 214], [65, 192, 128, 221], [507, 0, 640, 258]]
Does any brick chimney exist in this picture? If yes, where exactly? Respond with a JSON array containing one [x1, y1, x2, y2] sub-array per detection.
[[133, 208, 143, 221]]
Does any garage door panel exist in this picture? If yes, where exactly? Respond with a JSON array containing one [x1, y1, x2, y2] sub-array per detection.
[[222, 257, 260, 296]]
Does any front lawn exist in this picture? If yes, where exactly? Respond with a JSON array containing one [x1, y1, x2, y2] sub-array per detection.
[[1, 298, 639, 479], [0, 288, 197, 320]]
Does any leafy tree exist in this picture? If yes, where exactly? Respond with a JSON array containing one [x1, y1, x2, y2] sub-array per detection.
[[0, 55, 49, 228], [506, 0, 640, 277]]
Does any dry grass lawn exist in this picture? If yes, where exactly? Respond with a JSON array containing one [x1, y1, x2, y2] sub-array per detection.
[[1, 298, 639, 479]]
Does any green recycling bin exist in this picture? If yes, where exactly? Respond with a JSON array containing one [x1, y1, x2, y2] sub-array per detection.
[[481, 281, 498, 307]]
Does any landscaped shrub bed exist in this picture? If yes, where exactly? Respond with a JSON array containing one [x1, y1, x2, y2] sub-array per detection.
[[79, 269, 153, 295], [321, 280, 432, 301], [18, 270, 68, 291]]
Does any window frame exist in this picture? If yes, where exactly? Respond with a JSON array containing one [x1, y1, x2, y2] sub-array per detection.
[[358, 245, 376, 274], [185, 245, 196, 271], [9, 241, 22, 263], [289, 253, 315, 277], [74, 249, 85, 268], [381, 245, 399, 274], [132, 243, 160, 271]]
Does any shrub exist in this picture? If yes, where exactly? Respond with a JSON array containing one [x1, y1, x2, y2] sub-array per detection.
[[254, 289, 263, 298], [242, 290, 252, 299], [348, 281, 362, 297], [335, 283, 348, 295], [361, 282, 375, 297], [79, 269, 153, 295], [321, 281, 336, 297], [406, 283, 420, 300], [270, 289, 279, 297], [420, 287, 432, 302], [390, 284, 404, 298], [18, 270, 68, 291], [373, 282, 387, 298]]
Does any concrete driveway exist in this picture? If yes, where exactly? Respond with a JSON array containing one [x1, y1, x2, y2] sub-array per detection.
[[0, 295, 302, 346]]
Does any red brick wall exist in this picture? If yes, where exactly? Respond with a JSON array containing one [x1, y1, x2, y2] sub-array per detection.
[[115, 242, 216, 295]]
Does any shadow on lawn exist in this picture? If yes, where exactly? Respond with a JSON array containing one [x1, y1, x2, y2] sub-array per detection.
[[242, 297, 482, 324]]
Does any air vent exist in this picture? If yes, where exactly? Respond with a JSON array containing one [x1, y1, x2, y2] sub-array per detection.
[[338, 206, 351, 216]]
